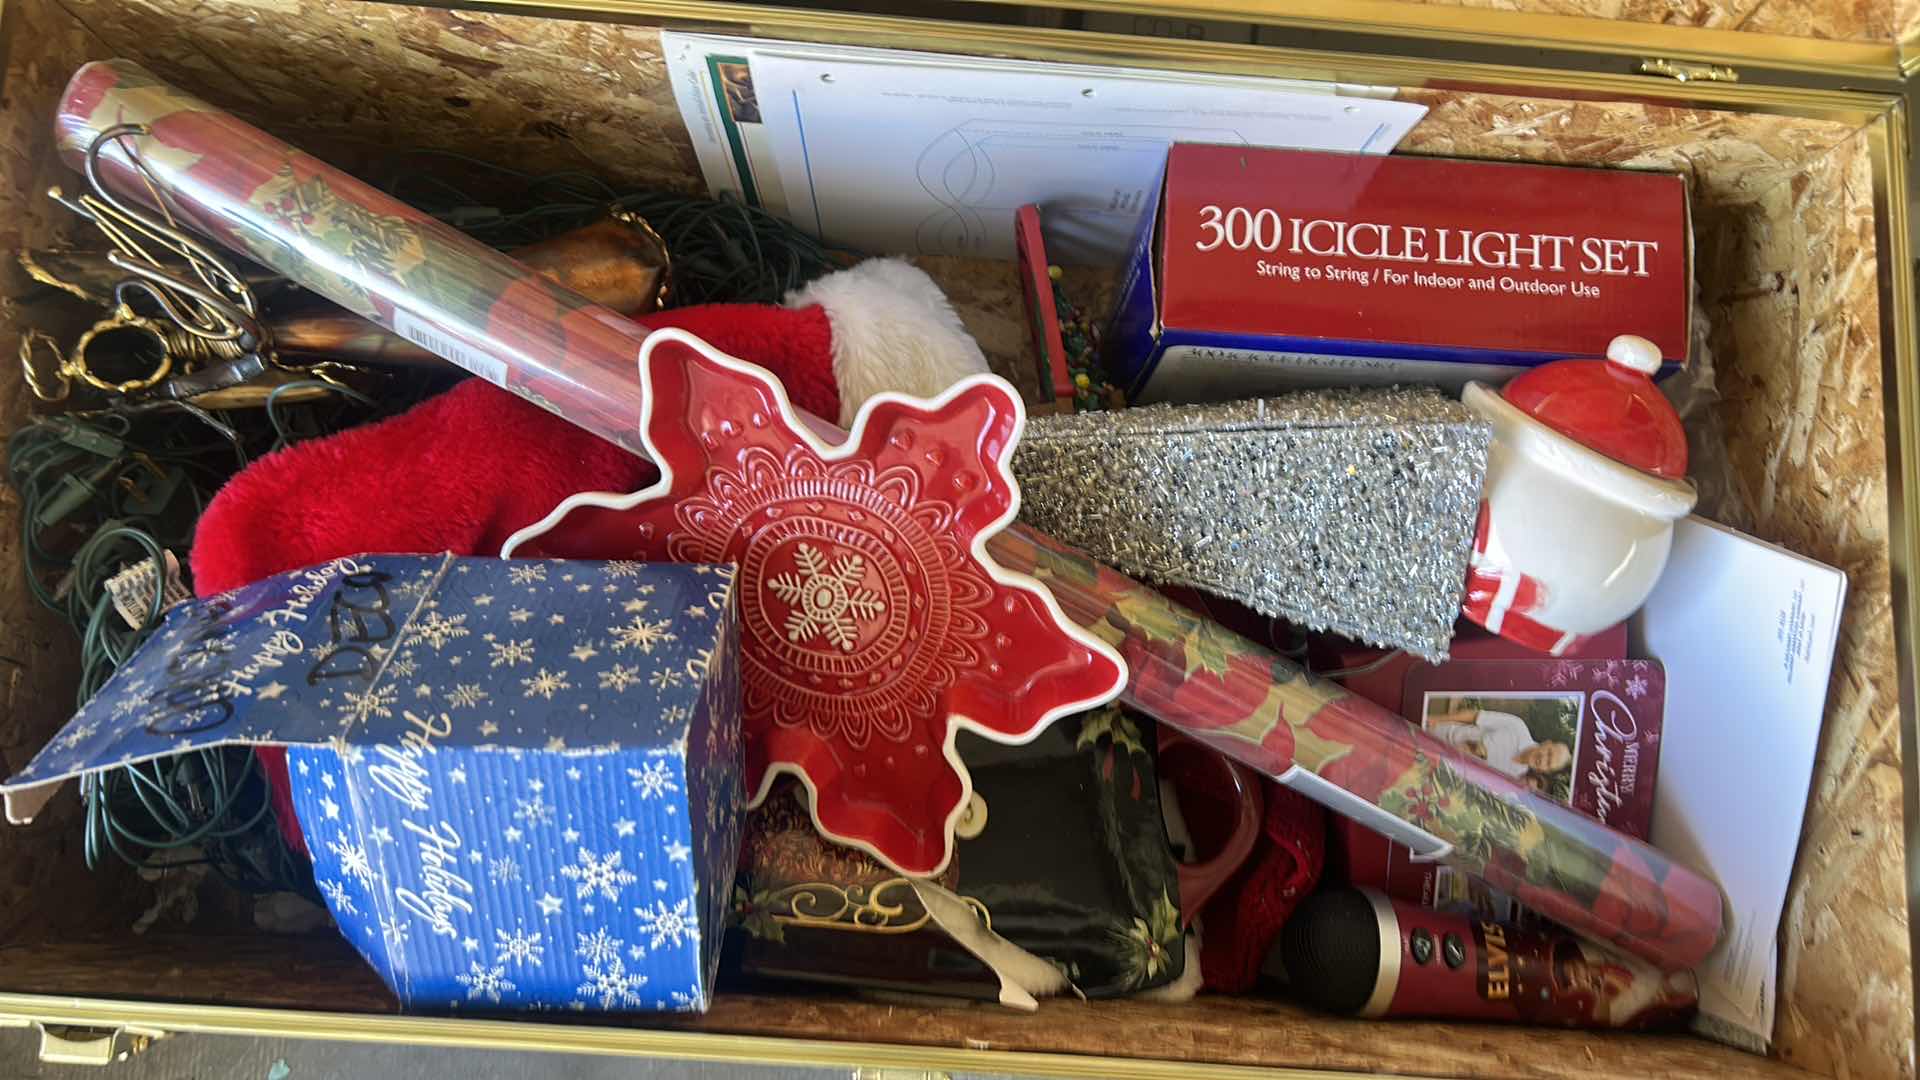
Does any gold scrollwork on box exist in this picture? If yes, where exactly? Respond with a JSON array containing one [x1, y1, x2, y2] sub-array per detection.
[[770, 877, 991, 935]]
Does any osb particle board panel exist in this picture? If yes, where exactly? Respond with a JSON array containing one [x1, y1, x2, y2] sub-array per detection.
[[1396, 86, 1859, 211], [1698, 129, 1914, 1080], [51, 0, 704, 194], [1385, 0, 1895, 45]]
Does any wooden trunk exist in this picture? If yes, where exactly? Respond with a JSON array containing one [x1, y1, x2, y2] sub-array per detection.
[[0, 2, 1911, 1077]]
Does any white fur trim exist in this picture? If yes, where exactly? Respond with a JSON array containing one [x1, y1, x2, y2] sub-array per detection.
[[787, 257, 990, 427]]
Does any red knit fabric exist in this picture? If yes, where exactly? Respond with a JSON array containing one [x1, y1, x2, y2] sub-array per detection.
[[1195, 781, 1327, 992]]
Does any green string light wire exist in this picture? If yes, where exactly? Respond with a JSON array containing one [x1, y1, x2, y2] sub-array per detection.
[[381, 148, 848, 306], [8, 388, 384, 898]]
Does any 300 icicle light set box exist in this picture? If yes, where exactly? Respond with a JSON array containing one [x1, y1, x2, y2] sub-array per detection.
[[1108, 144, 1693, 404], [1, 554, 744, 1013]]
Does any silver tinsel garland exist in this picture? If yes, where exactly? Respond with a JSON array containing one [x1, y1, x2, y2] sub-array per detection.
[[1012, 388, 1491, 661]]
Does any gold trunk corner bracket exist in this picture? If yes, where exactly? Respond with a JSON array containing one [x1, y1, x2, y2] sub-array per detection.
[[1638, 58, 1739, 83]]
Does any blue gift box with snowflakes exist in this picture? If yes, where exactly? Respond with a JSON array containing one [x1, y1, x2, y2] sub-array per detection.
[[0, 553, 744, 1014]]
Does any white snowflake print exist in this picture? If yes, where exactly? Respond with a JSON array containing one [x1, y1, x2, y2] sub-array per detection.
[[767, 543, 885, 652], [514, 795, 557, 827], [669, 990, 697, 1012], [327, 835, 376, 886], [456, 961, 515, 1003], [317, 878, 357, 915], [507, 563, 549, 586], [634, 898, 698, 950], [488, 856, 521, 884], [612, 615, 677, 654], [494, 927, 545, 968], [407, 610, 472, 651], [575, 928, 623, 966], [576, 955, 647, 1010], [1548, 661, 1580, 687], [604, 561, 646, 578], [380, 917, 410, 947], [628, 759, 680, 800], [662, 705, 690, 726], [445, 683, 490, 709], [1625, 674, 1650, 698], [384, 655, 420, 680], [598, 664, 643, 692], [339, 683, 398, 725], [521, 668, 572, 699], [488, 638, 537, 667], [1599, 659, 1623, 685], [560, 847, 639, 901], [649, 668, 685, 691]]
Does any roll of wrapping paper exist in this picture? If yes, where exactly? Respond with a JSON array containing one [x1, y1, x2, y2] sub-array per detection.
[[57, 59, 1723, 970]]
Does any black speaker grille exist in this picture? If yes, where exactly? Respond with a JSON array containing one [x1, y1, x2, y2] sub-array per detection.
[[1279, 887, 1386, 1015]]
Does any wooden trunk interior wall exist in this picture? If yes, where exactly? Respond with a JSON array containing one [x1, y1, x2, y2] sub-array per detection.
[[0, 2, 1908, 1079]]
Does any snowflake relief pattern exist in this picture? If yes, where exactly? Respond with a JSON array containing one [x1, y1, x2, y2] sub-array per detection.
[[628, 759, 679, 800], [446, 683, 490, 708], [575, 928, 622, 967], [507, 562, 549, 586], [456, 961, 515, 1003], [522, 668, 571, 699], [488, 856, 521, 884], [328, 835, 376, 886], [488, 638, 536, 667], [514, 795, 556, 827], [317, 878, 357, 915], [633, 899, 698, 950], [765, 543, 885, 652], [598, 664, 642, 692], [1625, 673, 1650, 698], [339, 683, 398, 725], [612, 615, 676, 654], [576, 956, 647, 1010], [494, 927, 545, 968], [560, 848, 639, 901]]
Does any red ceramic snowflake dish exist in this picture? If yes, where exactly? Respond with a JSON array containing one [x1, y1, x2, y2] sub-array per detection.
[[506, 329, 1126, 875]]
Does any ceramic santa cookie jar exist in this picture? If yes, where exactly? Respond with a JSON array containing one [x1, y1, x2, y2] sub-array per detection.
[[1459, 334, 1696, 656]]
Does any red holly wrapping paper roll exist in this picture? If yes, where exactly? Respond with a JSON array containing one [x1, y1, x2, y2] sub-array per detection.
[[56, 59, 1723, 970]]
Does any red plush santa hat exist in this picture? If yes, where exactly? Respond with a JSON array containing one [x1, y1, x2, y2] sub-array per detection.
[[191, 257, 989, 595]]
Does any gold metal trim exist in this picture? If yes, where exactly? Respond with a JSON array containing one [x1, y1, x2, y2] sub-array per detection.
[[0, 993, 1440, 1080], [423, 0, 1902, 128], [1867, 100, 1920, 1052], [950, 0, 1905, 78]]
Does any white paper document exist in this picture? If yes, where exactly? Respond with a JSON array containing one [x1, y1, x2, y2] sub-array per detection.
[[661, 32, 1426, 264], [1629, 516, 1847, 1052]]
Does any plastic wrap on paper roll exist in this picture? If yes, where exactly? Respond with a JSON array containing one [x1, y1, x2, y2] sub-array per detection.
[[55, 59, 658, 454], [55, 59, 1725, 970], [1011, 390, 1490, 662], [986, 528, 1726, 971]]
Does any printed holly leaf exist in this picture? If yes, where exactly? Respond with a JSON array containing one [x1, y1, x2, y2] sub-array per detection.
[[1074, 705, 1146, 757], [731, 885, 786, 944], [1117, 588, 1201, 648], [1187, 621, 1239, 678]]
